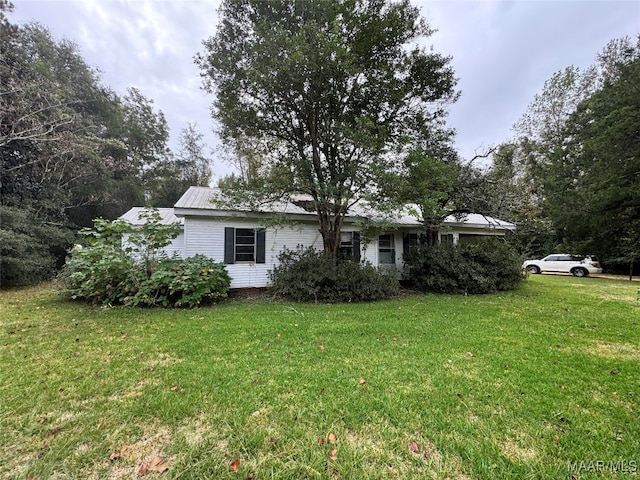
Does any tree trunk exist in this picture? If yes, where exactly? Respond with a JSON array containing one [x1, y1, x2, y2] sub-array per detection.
[[317, 208, 344, 256], [424, 222, 440, 246]]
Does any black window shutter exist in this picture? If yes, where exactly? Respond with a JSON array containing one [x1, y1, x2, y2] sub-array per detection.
[[403, 233, 409, 254], [352, 231, 361, 262], [256, 230, 266, 264], [224, 227, 235, 264]]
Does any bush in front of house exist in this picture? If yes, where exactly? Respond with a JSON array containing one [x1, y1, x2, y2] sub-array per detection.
[[58, 214, 230, 307], [132, 255, 231, 307], [402, 238, 524, 294], [269, 246, 399, 302]]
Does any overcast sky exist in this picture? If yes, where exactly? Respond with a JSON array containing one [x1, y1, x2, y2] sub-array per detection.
[[10, 0, 640, 178]]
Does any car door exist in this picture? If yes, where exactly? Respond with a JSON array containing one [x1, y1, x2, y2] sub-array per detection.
[[541, 255, 559, 272], [556, 255, 573, 273]]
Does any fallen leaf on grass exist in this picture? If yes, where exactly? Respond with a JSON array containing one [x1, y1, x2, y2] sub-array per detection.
[[328, 449, 338, 460], [318, 437, 325, 445], [358, 378, 366, 385], [139, 456, 170, 476], [245, 474, 255, 480], [229, 458, 241, 472], [45, 427, 62, 438], [409, 441, 420, 453], [318, 344, 325, 351], [170, 385, 178, 391], [328, 432, 337, 444], [109, 446, 129, 461]]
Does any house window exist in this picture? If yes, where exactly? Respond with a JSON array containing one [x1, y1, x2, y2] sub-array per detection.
[[378, 234, 395, 264], [403, 233, 420, 254], [235, 228, 256, 262], [458, 233, 484, 244], [224, 227, 266, 264], [440, 233, 454, 244], [338, 231, 361, 261]]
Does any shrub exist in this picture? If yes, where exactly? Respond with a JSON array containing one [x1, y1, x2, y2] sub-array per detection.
[[131, 255, 231, 307], [269, 247, 399, 302], [58, 212, 230, 307], [60, 242, 141, 305], [403, 238, 524, 294]]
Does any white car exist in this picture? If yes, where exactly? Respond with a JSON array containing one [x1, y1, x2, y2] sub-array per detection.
[[523, 254, 602, 277]]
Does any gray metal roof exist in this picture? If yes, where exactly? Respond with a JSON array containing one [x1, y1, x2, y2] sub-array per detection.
[[119, 207, 184, 226], [172, 186, 515, 230]]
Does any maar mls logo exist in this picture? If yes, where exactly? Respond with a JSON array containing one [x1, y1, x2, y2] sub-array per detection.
[[567, 460, 638, 473]]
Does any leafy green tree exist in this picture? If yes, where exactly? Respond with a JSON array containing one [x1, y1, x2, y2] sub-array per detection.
[[151, 123, 213, 207], [479, 144, 557, 257], [509, 36, 640, 263], [197, 0, 457, 255], [0, 11, 182, 286], [544, 52, 640, 275]]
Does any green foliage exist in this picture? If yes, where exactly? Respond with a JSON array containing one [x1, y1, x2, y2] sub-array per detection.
[[1, 16, 212, 288], [58, 212, 230, 307], [198, 0, 458, 255], [403, 238, 524, 294], [543, 49, 640, 267], [132, 255, 231, 307], [509, 37, 640, 268], [269, 247, 399, 303], [60, 241, 140, 306], [0, 206, 75, 287]]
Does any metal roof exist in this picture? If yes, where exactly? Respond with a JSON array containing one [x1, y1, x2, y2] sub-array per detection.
[[172, 186, 515, 230], [119, 207, 184, 226]]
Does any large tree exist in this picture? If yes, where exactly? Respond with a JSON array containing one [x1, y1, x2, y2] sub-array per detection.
[[198, 0, 457, 254], [0, 9, 186, 286], [544, 51, 640, 274]]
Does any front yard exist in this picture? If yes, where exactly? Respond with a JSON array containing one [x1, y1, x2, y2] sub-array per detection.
[[1, 276, 638, 479]]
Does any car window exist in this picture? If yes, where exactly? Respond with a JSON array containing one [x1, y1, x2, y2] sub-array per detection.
[[545, 256, 558, 261], [558, 256, 572, 261]]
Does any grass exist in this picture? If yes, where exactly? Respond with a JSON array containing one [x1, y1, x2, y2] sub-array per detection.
[[1, 275, 639, 479]]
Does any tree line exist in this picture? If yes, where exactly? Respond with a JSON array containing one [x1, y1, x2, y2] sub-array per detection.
[[1, 1, 212, 286], [489, 36, 640, 276]]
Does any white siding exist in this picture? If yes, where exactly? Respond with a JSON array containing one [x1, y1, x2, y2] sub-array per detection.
[[184, 217, 323, 288], [122, 230, 185, 260]]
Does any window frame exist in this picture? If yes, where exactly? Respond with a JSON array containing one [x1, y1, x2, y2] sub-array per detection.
[[224, 227, 266, 264], [378, 233, 396, 265]]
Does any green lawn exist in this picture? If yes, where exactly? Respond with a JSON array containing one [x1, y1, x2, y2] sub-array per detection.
[[1, 276, 638, 479]]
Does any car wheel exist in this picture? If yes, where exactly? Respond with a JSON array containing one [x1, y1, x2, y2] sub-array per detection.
[[526, 265, 540, 274], [572, 268, 588, 277]]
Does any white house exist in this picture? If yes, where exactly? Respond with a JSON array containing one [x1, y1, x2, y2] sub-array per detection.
[[121, 187, 515, 289]]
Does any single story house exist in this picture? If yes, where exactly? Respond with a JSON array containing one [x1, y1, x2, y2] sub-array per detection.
[[121, 186, 515, 288]]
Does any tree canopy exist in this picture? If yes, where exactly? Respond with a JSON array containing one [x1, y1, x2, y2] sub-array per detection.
[[1, 5, 212, 287], [198, 0, 458, 254], [505, 36, 640, 270]]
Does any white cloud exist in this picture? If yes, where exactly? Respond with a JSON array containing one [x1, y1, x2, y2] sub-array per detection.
[[9, 0, 640, 172]]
